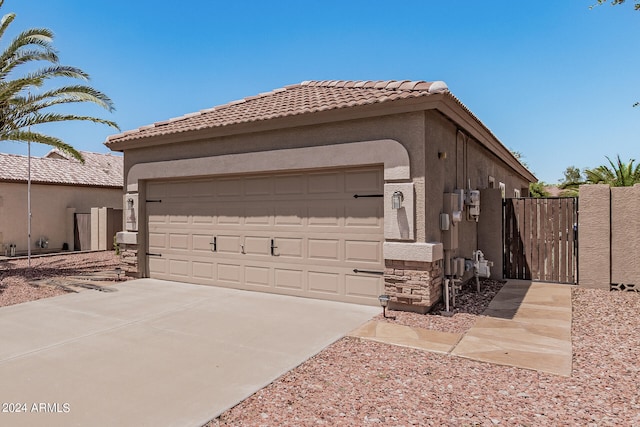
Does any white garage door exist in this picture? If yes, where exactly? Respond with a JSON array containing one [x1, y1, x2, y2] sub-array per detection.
[[146, 167, 384, 305]]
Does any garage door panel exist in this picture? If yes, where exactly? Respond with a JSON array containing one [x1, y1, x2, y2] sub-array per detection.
[[169, 233, 189, 250], [192, 213, 214, 224], [307, 204, 341, 227], [184, 180, 210, 197], [308, 271, 341, 295], [274, 205, 304, 226], [308, 239, 340, 261], [147, 166, 383, 305], [345, 274, 382, 298], [275, 237, 303, 258], [345, 204, 383, 228], [192, 261, 214, 280], [245, 266, 270, 287], [308, 172, 343, 194], [218, 263, 241, 283], [217, 206, 243, 225], [345, 240, 382, 264], [244, 177, 271, 196], [244, 207, 272, 225], [148, 232, 167, 250], [275, 268, 304, 290], [275, 175, 305, 195], [192, 234, 214, 252], [216, 178, 243, 197], [169, 259, 189, 277], [169, 214, 189, 224], [149, 257, 167, 274], [216, 235, 241, 253], [147, 213, 167, 224], [345, 169, 383, 192], [244, 236, 271, 256]]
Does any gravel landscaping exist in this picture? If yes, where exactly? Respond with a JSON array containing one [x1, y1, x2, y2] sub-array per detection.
[[0, 251, 127, 307], [209, 286, 640, 426], [2, 254, 638, 425]]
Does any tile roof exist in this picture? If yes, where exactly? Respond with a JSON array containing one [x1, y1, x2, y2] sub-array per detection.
[[105, 80, 450, 144], [0, 149, 123, 187]]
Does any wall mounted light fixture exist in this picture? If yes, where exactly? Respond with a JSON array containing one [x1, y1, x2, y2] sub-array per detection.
[[391, 191, 404, 209]]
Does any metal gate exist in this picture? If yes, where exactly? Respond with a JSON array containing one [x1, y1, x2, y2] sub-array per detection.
[[504, 197, 578, 284]]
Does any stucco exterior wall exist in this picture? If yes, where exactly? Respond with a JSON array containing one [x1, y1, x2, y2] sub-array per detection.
[[578, 183, 640, 290], [477, 188, 504, 279], [424, 111, 529, 263], [0, 182, 122, 252], [578, 184, 611, 290], [610, 185, 640, 287]]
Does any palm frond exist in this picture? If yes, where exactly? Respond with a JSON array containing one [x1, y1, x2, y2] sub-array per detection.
[[0, 49, 58, 77], [28, 85, 115, 112], [586, 155, 640, 186], [0, 129, 83, 162], [0, 11, 15, 41], [0, 28, 56, 67], [16, 112, 119, 130]]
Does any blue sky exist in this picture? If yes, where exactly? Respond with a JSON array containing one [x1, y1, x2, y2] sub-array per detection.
[[2, 0, 639, 184]]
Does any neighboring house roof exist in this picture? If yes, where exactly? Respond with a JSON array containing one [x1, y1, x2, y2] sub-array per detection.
[[0, 149, 123, 187], [105, 79, 535, 181], [545, 185, 563, 197]]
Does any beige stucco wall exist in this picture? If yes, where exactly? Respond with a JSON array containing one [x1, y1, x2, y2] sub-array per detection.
[[423, 111, 529, 262], [477, 188, 504, 279], [610, 185, 640, 286], [0, 182, 122, 253], [578, 184, 611, 290]]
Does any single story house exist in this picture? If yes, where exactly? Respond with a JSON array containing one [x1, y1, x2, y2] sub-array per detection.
[[107, 80, 535, 310], [0, 149, 123, 255]]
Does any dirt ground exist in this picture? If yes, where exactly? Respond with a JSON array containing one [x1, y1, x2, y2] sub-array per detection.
[[0, 251, 128, 307]]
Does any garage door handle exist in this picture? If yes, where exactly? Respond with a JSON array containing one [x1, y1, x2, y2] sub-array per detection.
[[147, 253, 162, 257], [210, 236, 217, 252], [353, 269, 384, 275], [270, 239, 278, 256]]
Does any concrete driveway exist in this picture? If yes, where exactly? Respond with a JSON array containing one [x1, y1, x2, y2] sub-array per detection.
[[0, 279, 378, 427]]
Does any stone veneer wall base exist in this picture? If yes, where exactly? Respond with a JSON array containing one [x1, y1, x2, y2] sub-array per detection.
[[119, 244, 140, 278], [384, 259, 443, 314]]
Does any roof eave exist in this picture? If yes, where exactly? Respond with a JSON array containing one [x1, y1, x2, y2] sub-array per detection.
[[436, 94, 537, 183], [104, 93, 536, 183], [0, 179, 122, 188], [104, 95, 447, 152]]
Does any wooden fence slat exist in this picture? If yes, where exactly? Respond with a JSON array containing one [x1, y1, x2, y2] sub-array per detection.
[[552, 199, 560, 282], [523, 198, 532, 279], [510, 199, 517, 278], [560, 200, 565, 282], [531, 199, 539, 280], [568, 198, 576, 282], [504, 199, 512, 277]]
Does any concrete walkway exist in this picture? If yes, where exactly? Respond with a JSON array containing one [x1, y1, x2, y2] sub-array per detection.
[[0, 279, 378, 427], [351, 280, 573, 376]]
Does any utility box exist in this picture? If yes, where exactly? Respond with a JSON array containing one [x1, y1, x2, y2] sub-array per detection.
[[442, 193, 460, 250]]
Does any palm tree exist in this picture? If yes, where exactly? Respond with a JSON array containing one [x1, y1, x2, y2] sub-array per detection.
[[0, 0, 118, 161], [584, 155, 640, 187]]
